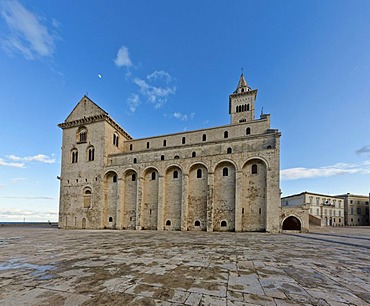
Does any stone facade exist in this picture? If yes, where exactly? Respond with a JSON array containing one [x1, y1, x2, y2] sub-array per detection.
[[58, 74, 283, 232], [336, 193, 370, 226], [281, 192, 345, 227]]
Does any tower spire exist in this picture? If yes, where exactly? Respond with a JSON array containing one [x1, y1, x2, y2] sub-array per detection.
[[235, 72, 251, 94]]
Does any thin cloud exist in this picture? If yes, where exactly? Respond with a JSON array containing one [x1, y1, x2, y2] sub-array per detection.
[[0, 158, 24, 168], [356, 145, 370, 155], [2, 196, 55, 200], [114, 45, 132, 68], [171, 112, 195, 121], [281, 161, 370, 181], [0, 207, 58, 221], [133, 74, 176, 109], [128, 94, 140, 112], [0, 0, 57, 59], [7, 154, 55, 164], [147, 70, 172, 84], [11, 177, 28, 183]]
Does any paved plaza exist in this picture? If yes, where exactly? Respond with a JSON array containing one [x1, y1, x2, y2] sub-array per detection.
[[0, 226, 369, 306]]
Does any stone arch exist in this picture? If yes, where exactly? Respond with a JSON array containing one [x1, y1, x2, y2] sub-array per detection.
[[188, 163, 209, 231], [213, 161, 236, 232], [82, 218, 87, 229], [141, 167, 159, 230], [76, 126, 87, 143], [164, 165, 182, 230], [241, 158, 267, 231], [282, 215, 302, 231], [122, 169, 138, 229], [103, 170, 118, 229], [83, 187, 92, 209]]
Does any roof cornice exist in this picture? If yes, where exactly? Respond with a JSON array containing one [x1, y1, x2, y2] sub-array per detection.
[[58, 114, 133, 140]]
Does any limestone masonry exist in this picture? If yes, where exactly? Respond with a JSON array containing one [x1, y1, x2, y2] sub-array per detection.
[[58, 74, 294, 232]]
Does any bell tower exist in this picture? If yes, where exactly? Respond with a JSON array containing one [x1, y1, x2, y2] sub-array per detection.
[[229, 73, 258, 124]]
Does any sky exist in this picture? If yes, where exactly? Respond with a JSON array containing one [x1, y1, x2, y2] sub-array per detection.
[[0, 0, 370, 222]]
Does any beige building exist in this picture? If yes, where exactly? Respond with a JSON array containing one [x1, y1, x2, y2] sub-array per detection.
[[58, 74, 290, 233], [281, 192, 345, 227], [336, 193, 369, 226]]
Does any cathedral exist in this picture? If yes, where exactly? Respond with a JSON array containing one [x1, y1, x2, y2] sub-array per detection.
[[58, 74, 282, 232]]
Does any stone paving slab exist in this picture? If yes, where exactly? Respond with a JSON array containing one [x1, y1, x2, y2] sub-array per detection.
[[0, 226, 370, 305]]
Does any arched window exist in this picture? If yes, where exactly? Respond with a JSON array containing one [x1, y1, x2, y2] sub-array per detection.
[[113, 133, 119, 147], [242, 104, 245, 112], [227, 147, 232, 154], [161, 155, 164, 161], [132, 173, 136, 181], [251, 164, 258, 174], [221, 220, 227, 227], [133, 158, 137, 164], [109, 217, 113, 222], [166, 220, 171, 226], [192, 151, 196, 158], [83, 188, 92, 208], [130, 144, 133, 151], [202, 134, 206, 141], [246, 127, 251, 135], [163, 139, 167, 147], [182, 137, 186, 144], [77, 127, 87, 143], [71, 149, 78, 163], [174, 155, 180, 159], [197, 169, 202, 178], [146, 142, 150, 149], [236, 106, 239, 113], [151, 172, 156, 180], [173, 170, 178, 179], [195, 220, 200, 226], [246, 104, 250, 111], [267, 145, 272, 149], [88, 147, 94, 161], [113, 175, 117, 183], [224, 131, 228, 139], [222, 167, 228, 177]]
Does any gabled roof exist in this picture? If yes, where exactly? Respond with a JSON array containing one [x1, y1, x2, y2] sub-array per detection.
[[58, 95, 133, 140], [64, 95, 107, 122]]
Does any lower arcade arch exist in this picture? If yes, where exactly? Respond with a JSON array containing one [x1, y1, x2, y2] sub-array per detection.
[[102, 170, 118, 229], [187, 164, 208, 231], [213, 161, 236, 231], [241, 159, 267, 232], [282, 216, 302, 231], [164, 166, 182, 230]]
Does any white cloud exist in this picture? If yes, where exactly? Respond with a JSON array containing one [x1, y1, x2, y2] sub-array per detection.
[[11, 178, 28, 183], [133, 76, 176, 109], [0, 158, 24, 168], [0, 0, 57, 59], [0, 207, 57, 222], [114, 45, 132, 68], [172, 112, 195, 121], [128, 94, 140, 112], [147, 70, 172, 84], [281, 161, 370, 181], [7, 154, 55, 164]]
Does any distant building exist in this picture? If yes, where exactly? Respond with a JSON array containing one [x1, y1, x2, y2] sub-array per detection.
[[58, 74, 292, 232], [281, 192, 345, 227], [335, 193, 369, 226]]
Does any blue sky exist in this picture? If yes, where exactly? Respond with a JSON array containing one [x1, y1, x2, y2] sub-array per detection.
[[0, 0, 369, 222]]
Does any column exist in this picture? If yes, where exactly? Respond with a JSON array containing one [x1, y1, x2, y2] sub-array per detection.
[[207, 172, 214, 232], [181, 173, 189, 231], [157, 175, 165, 231], [136, 176, 143, 230], [235, 170, 243, 232]]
